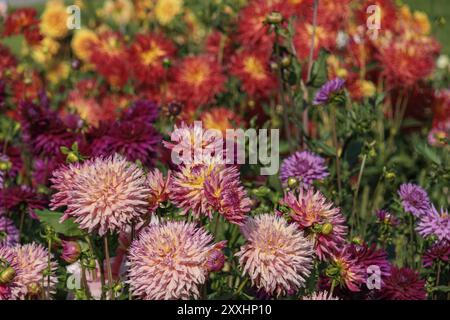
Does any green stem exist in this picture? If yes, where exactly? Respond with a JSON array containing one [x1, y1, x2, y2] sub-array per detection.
[[331, 105, 342, 198], [306, 0, 319, 83], [351, 154, 367, 236], [104, 236, 114, 300]]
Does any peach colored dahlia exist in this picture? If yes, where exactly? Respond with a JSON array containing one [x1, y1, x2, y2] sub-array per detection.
[[236, 214, 314, 297], [127, 220, 226, 300], [50, 154, 150, 236]]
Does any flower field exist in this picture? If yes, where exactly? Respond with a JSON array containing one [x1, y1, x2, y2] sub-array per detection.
[[0, 0, 449, 301]]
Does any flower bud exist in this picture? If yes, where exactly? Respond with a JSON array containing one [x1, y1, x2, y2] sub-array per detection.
[[266, 12, 283, 25], [287, 176, 299, 189], [0, 159, 12, 171], [168, 101, 183, 117], [321, 223, 333, 235], [281, 55, 292, 68], [162, 57, 171, 68], [66, 152, 79, 163], [27, 282, 41, 297], [61, 240, 81, 264], [206, 249, 225, 272], [0, 266, 16, 284], [71, 59, 81, 70]]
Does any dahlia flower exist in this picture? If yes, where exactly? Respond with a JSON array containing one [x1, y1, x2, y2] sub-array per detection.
[[129, 33, 175, 86], [279, 150, 329, 188], [326, 249, 365, 292], [71, 28, 99, 61], [377, 267, 426, 300], [174, 56, 225, 106], [147, 168, 171, 212], [154, 0, 184, 25], [236, 214, 314, 297], [40, 0, 69, 39], [230, 50, 277, 98], [302, 290, 339, 300], [294, 22, 337, 61], [0, 246, 25, 300], [13, 243, 58, 299], [313, 78, 346, 106], [204, 166, 252, 225], [416, 206, 450, 242], [50, 154, 151, 236], [423, 240, 450, 268], [201, 107, 244, 135], [375, 209, 399, 226], [281, 188, 347, 260], [398, 183, 431, 217], [127, 220, 226, 300], [0, 217, 19, 247], [0, 186, 48, 220]]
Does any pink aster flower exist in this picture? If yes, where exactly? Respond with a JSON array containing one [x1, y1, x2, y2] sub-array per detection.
[[236, 214, 314, 297], [13, 243, 58, 299], [281, 188, 347, 260], [0, 245, 26, 300], [0, 216, 19, 247], [302, 290, 339, 300], [50, 154, 151, 236], [416, 206, 450, 242], [127, 220, 226, 300]]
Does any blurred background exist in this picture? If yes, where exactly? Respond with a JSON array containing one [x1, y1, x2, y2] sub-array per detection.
[[3, 0, 450, 53]]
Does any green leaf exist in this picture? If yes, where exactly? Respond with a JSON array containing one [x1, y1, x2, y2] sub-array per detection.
[[415, 143, 441, 165], [35, 210, 84, 237], [431, 286, 450, 293]]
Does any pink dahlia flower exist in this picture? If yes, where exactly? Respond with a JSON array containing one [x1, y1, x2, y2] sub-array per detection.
[[236, 214, 314, 297], [50, 154, 151, 236], [13, 243, 58, 299], [281, 188, 347, 260], [127, 220, 226, 300], [302, 290, 339, 300], [0, 246, 26, 300], [147, 168, 171, 213]]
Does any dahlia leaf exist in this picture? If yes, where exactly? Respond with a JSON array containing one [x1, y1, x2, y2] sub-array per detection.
[[35, 209, 84, 237]]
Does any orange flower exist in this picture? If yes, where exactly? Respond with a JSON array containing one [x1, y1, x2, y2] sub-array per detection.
[[294, 21, 336, 60], [174, 56, 225, 106], [201, 107, 244, 135], [129, 33, 176, 86], [230, 50, 276, 97]]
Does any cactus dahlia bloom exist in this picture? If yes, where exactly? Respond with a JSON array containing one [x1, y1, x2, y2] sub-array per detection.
[[0, 246, 26, 300], [13, 243, 58, 299], [281, 188, 347, 260], [302, 290, 339, 300], [326, 249, 365, 292], [50, 154, 150, 236], [204, 166, 252, 225], [236, 214, 314, 297], [127, 220, 226, 300], [147, 168, 171, 213], [377, 267, 426, 300], [398, 183, 431, 217]]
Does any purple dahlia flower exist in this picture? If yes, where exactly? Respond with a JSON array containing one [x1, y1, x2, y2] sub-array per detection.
[[280, 150, 328, 187], [313, 78, 346, 106], [398, 183, 431, 217], [0, 216, 19, 246], [423, 240, 450, 268]]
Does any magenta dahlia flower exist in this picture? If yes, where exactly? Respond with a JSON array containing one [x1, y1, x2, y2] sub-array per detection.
[[302, 290, 339, 300], [13, 243, 58, 299], [398, 183, 431, 217], [377, 266, 426, 300], [236, 214, 314, 297], [279, 150, 329, 188], [416, 206, 450, 242], [0, 217, 19, 247], [313, 78, 346, 106], [423, 240, 450, 268], [0, 185, 47, 220], [50, 154, 151, 236], [0, 246, 25, 300], [281, 188, 347, 260], [127, 220, 226, 300], [375, 209, 399, 226]]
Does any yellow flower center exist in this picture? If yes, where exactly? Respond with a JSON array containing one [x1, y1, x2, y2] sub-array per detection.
[[182, 63, 209, 87], [243, 56, 267, 80], [140, 43, 166, 66]]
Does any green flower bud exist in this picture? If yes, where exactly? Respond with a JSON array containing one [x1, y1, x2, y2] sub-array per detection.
[[266, 12, 283, 25], [0, 266, 16, 284], [287, 176, 299, 189], [321, 223, 333, 235]]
